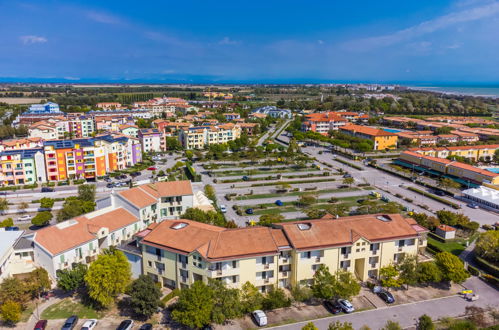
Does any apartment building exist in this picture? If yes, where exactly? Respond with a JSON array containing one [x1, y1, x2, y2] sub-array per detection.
[[0, 149, 47, 185], [96, 102, 122, 110], [252, 106, 293, 119], [179, 124, 242, 149], [399, 151, 499, 185], [339, 125, 398, 150], [34, 180, 194, 279], [409, 145, 499, 162], [137, 214, 427, 291], [0, 230, 25, 281], [120, 125, 139, 138], [0, 137, 44, 152], [302, 112, 348, 135], [139, 129, 163, 153]]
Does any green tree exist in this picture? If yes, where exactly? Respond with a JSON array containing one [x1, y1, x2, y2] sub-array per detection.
[[417, 315, 435, 330], [328, 321, 355, 330], [297, 194, 317, 207], [240, 281, 263, 313], [166, 137, 183, 151], [435, 252, 469, 284], [0, 300, 21, 324], [57, 198, 95, 222], [382, 320, 402, 330], [0, 218, 14, 228], [57, 263, 87, 292], [291, 285, 313, 302], [204, 184, 216, 201], [171, 281, 213, 329], [379, 265, 402, 288], [0, 277, 30, 307], [18, 201, 29, 213], [40, 197, 55, 209], [398, 255, 418, 289], [474, 230, 499, 263], [262, 287, 291, 310], [311, 264, 336, 300], [78, 184, 96, 202], [259, 214, 284, 226], [438, 178, 461, 190], [0, 198, 8, 214], [302, 322, 319, 330], [181, 208, 226, 227], [128, 275, 162, 318], [185, 150, 194, 161], [85, 248, 131, 307], [326, 204, 350, 217], [305, 208, 327, 219], [342, 177, 355, 187], [417, 262, 442, 284], [208, 279, 243, 324], [31, 211, 53, 227], [27, 268, 51, 298], [334, 270, 361, 299]]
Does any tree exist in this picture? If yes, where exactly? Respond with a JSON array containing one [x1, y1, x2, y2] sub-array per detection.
[[379, 265, 402, 288], [262, 287, 291, 310], [27, 268, 51, 298], [297, 194, 317, 207], [326, 204, 349, 217], [165, 137, 182, 151], [208, 279, 243, 324], [0, 218, 14, 228], [474, 230, 499, 263], [31, 211, 53, 227], [57, 263, 87, 292], [417, 315, 435, 330], [302, 322, 319, 330], [0, 198, 8, 214], [305, 208, 327, 219], [328, 321, 354, 330], [0, 300, 21, 324], [435, 252, 469, 284], [382, 320, 402, 330], [78, 184, 96, 202], [0, 277, 30, 307], [240, 281, 263, 313], [436, 210, 470, 227], [437, 178, 461, 190], [334, 270, 361, 299], [85, 248, 131, 307], [259, 214, 284, 226], [40, 197, 55, 209], [171, 281, 213, 329], [311, 264, 336, 300], [342, 177, 355, 187], [128, 275, 162, 318], [204, 184, 216, 201], [57, 198, 95, 222], [398, 255, 418, 289], [185, 150, 194, 161], [18, 201, 29, 213], [417, 261, 442, 284], [181, 208, 226, 227]]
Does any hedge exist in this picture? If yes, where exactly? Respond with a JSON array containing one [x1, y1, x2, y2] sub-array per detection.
[[474, 255, 499, 278], [406, 186, 461, 209], [184, 164, 201, 182], [334, 157, 363, 170]]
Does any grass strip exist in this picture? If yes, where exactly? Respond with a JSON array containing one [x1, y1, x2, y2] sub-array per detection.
[[406, 186, 461, 209], [234, 187, 360, 200]]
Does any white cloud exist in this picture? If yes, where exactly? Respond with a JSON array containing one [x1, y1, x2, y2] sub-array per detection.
[[218, 37, 239, 45], [86, 11, 123, 25], [342, 1, 499, 51], [20, 35, 47, 45]]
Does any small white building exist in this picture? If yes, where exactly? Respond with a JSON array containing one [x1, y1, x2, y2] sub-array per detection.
[[435, 225, 456, 240], [0, 230, 24, 281], [462, 185, 499, 211]]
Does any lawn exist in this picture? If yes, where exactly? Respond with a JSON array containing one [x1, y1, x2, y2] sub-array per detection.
[[427, 236, 466, 256], [212, 167, 318, 177], [41, 298, 107, 320], [234, 187, 361, 200]]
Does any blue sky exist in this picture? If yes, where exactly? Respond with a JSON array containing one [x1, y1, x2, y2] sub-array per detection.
[[2, 0, 499, 84]]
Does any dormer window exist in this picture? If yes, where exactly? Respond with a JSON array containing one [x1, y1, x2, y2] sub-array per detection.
[[297, 223, 311, 230]]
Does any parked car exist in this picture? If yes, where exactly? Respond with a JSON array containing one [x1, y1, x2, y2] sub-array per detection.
[[275, 200, 283, 206], [324, 300, 342, 314], [81, 319, 98, 330], [337, 299, 355, 313], [18, 214, 33, 221], [220, 205, 227, 213], [58, 181, 69, 186], [139, 324, 153, 330], [104, 177, 112, 182], [252, 310, 267, 326], [147, 167, 157, 171], [377, 290, 395, 303], [245, 208, 254, 215], [467, 203, 479, 209], [116, 320, 134, 330], [61, 315, 79, 330], [434, 190, 446, 196], [5, 226, 20, 231], [343, 173, 352, 178], [106, 183, 115, 188], [117, 174, 128, 180], [242, 175, 249, 181], [34, 319, 48, 330], [41, 187, 54, 193]]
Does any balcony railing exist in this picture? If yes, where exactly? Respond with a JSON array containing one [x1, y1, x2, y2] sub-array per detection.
[[263, 263, 270, 269]]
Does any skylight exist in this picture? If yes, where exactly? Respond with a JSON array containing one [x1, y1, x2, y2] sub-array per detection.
[[297, 223, 311, 230], [171, 222, 188, 230], [376, 215, 392, 222]]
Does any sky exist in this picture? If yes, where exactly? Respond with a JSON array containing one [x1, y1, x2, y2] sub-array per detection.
[[2, 0, 499, 84]]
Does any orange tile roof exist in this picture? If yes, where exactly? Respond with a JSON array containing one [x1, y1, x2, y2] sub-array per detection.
[[340, 124, 397, 137], [304, 112, 346, 123], [437, 225, 456, 232], [118, 181, 193, 208]]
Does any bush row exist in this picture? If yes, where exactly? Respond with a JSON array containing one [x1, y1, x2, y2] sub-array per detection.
[[406, 186, 460, 209]]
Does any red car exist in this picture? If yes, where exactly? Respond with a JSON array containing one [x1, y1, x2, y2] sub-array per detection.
[[34, 320, 47, 330], [147, 167, 157, 171]]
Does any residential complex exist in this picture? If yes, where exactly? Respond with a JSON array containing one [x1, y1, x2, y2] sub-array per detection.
[[408, 145, 498, 162], [179, 124, 242, 149], [27, 102, 62, 114], [302, 112, 348, 134], [137, 214, 427, 291], [252, 106, 292, 119], [339, 124, 398, 150], [33, 180, 194, 278]]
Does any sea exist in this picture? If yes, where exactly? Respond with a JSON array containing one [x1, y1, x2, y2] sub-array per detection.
[[408, 86, 499, 98]]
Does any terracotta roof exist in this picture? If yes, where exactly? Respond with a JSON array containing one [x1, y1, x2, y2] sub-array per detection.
[[437, 224, 456, 232], [85, 208, 137, 232], [448, 162, 499, 178], [304, 112, 346, 123], [277, 214, 420, 250], [340, 124, 397, 137], [118, 181, 193, 208]]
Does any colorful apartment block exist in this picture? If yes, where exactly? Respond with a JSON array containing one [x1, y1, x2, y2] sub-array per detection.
[[408, 145, 499, 161], [302, 112, 348, 135], [179, 124, 242, 150], [0, 149, 46, 185], [339, 125, 398, 150]]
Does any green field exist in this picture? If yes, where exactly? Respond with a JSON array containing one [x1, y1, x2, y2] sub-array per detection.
[[234, 187, 362, 200], [41, 298, 106, 320]]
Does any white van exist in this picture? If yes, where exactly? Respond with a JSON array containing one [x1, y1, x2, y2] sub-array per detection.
[[252, 310, 267, 326]]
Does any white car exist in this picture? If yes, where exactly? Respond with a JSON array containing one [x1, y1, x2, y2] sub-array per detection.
[[81, 319, 98, 330], [220, 204, 227, 213], [17, 214, 32, 221], [252, 310, 267, 326], [337, 299, 355, 313]]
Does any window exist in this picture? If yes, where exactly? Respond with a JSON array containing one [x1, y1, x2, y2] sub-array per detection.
[[341, 247, 351, 255], [340, 260, 350, 269], [301, 252, 311, 259]]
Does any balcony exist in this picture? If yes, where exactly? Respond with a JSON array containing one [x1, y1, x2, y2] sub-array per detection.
[[315, 257, 321, 263], [371, 249, 379, 255], [280, 271, 289, 278], [263, 263, 270, 269]]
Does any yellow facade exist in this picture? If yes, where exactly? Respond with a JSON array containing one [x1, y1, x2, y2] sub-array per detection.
[[373, 135, 398, 150]]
